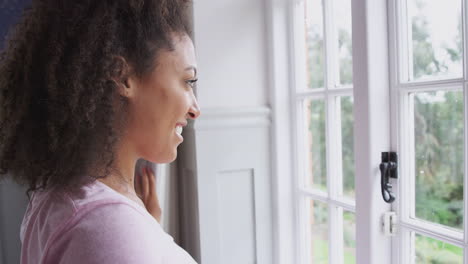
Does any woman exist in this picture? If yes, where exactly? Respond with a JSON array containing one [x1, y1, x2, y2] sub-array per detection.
[[0, 0, 200, 263]]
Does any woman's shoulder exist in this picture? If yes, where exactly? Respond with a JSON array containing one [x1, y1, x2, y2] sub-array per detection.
[[22, 180, 148, 237], [42, 184, 169, 263], [62, 180, 160, 231], [21, 180, 167, 263], [20, 181, 159, 253], [45, 197, 196, 264], [50, 180, 159, 234], [21, 180, 198, 264]]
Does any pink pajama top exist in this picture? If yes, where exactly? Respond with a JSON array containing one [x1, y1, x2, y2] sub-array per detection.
[[19, 180, 197, 264]]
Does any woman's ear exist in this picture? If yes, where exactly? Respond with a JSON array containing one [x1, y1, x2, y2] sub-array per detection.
[[110, 56, 137, 98]]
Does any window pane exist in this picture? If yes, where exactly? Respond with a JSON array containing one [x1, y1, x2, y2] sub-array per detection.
[[334, 0, 353, 86], [304, 99, 327, 191], [414, 233, 463, 263], [308, 199, 328, 264], [343, 211, 356, 264], [305, 0, 325, 89], [413, 90, 464, 229], [409, 0, 462, 81], [341, 96, 355, 197]]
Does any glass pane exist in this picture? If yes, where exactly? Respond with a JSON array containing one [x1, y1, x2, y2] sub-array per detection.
[[308, 199, 328, 263], [413, 90, 464, 229], [341, 96, 355, 197], [414, 233, 463, 263], [409, 0, 462, 81], [343, 211, 356, 264], [334, 0, 353, 86], [304, 99, 327, 191], [305, 0, 325, 89]]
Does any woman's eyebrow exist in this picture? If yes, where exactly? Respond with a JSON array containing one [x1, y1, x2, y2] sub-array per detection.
[[185, 66, 197, 76]]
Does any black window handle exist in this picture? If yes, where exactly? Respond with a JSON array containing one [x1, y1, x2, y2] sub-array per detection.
[[379, 152, 398, 203]]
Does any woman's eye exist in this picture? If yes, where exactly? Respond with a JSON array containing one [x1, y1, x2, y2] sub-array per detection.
[[186, 78, 198, 88]]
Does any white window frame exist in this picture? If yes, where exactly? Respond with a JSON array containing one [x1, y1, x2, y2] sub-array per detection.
[[352, 0, 393, 263], [267, 0, 393, 264], [265, 0, 299, 263], [270, 0, 468, 263]]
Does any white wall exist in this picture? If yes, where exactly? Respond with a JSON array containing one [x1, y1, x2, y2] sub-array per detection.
[[192, 0, 268, 108]]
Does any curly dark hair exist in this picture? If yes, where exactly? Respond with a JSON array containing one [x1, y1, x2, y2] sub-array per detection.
[[0, 0, 191, 197]]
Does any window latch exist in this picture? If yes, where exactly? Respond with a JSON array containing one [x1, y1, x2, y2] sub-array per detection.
[[379, 152, 398, 203]]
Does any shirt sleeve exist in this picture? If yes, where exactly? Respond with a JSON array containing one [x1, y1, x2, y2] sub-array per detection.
[[44, 202, 167, 264]]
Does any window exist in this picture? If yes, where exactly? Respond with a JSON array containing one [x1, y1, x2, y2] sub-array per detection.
[[390, 0, 466, 262], [291, 0, 356, 263], [286, 0, 468, 263]]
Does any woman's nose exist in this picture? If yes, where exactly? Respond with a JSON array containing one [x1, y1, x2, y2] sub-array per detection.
[[187, 97, 201, 120]]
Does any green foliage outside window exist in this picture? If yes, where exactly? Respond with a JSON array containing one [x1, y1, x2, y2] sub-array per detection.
[[308, 100, 327, 190]]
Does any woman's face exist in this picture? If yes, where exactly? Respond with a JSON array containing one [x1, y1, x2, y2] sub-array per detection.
[[126, 33, 200, 163]]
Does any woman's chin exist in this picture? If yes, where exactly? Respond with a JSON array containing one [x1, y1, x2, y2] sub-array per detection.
[[166, 152, 178, 163], [148, 151, 177, 164]]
